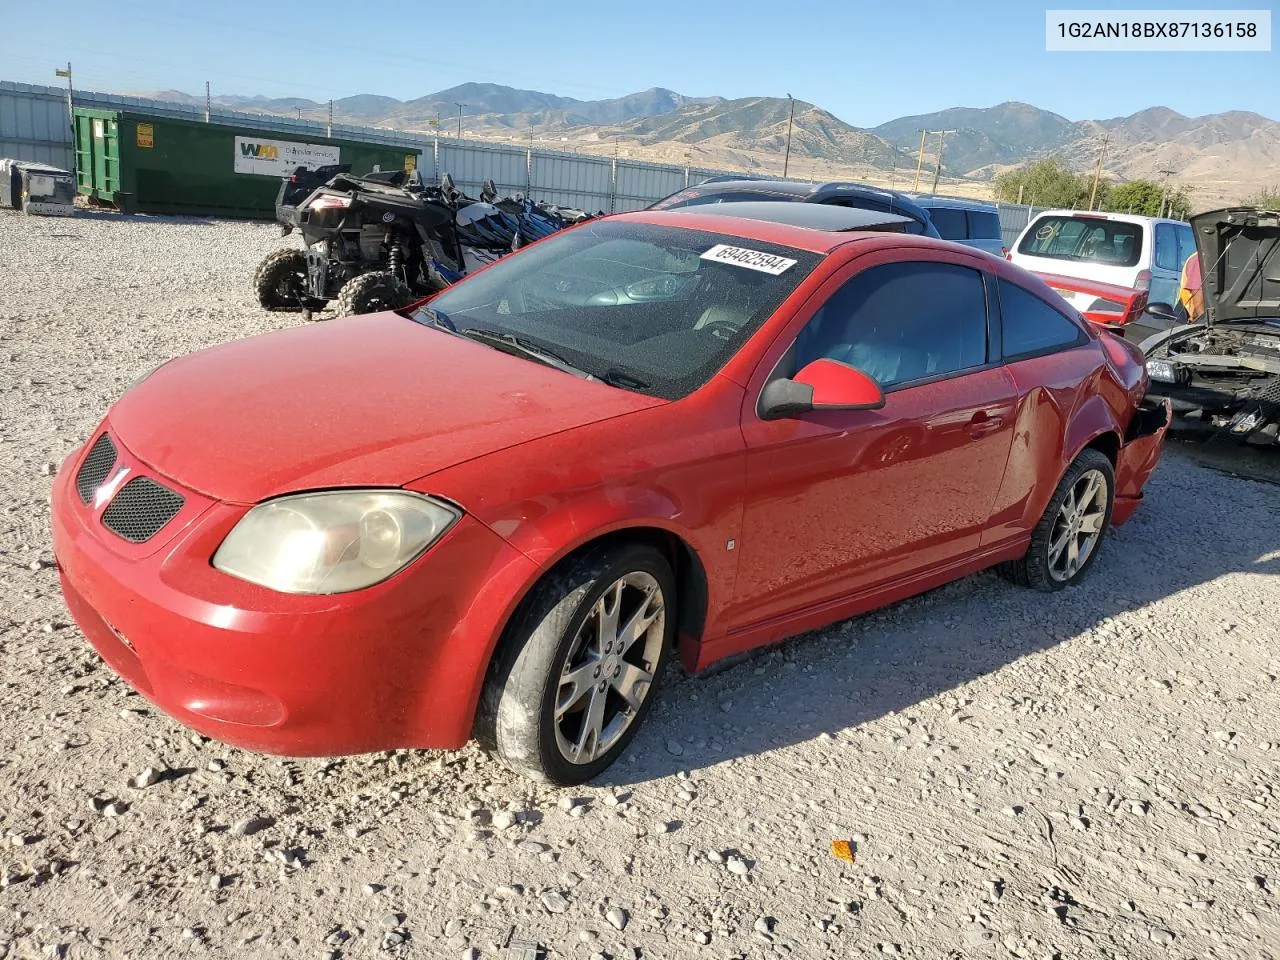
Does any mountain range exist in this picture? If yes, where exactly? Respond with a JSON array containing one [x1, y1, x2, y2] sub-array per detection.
[[145, 83, 1279, 205]]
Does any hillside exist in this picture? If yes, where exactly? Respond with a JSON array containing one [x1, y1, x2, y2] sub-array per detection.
[[142, 84, 1279, 206]]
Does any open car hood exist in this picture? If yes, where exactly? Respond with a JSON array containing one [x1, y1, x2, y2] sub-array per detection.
[[1191, 207, 1280, 325]]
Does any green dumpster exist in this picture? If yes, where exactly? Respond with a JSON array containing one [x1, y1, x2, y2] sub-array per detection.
[[73, 108, 419, 218]]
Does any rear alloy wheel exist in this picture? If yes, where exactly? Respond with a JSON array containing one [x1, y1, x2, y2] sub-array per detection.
[[1000, 449, 1115, 591], [479, 544, 675, 784], [334, 271, 412, 317]]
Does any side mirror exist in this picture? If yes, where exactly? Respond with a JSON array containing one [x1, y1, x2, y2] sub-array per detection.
[[1146, 301, 1177, 321], [758, 358, 886, 421]]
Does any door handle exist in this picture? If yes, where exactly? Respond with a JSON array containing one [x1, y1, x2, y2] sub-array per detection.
[[968, 411, 1005, 437]]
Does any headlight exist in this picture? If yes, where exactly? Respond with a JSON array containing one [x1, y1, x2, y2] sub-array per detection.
[[1145, 358, 1177, 383], [212, 490, 460, 594]]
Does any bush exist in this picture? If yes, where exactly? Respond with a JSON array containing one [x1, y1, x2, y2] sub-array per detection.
[[994, 159, 1103, 209]]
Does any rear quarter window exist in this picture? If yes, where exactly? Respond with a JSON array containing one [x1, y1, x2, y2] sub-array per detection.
[[998, 278, 1088, 360], [926, 207, 968, 241], [967, 210, 1002, 241]]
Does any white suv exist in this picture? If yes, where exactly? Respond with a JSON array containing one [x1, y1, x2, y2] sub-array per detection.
[[1009, 210, 1195, 311]]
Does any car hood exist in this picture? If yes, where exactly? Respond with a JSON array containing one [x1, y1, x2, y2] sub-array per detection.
[[1191, 207, 1280, 325], [109, 313, 662, 503]]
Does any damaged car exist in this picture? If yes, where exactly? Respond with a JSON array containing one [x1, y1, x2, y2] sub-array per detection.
[[1142, 208, 1280, 445]]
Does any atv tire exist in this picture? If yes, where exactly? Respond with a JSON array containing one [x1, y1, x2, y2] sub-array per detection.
[[334, 271, 413, 317], [253, 248, 307, 311]]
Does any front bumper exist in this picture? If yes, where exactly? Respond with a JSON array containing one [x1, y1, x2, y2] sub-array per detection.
[[51, 427, 537, 756], [1112, 396, 1172, 525]]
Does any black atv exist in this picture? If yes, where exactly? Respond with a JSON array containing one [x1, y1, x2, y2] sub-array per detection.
[[254, 171, 583, 318]]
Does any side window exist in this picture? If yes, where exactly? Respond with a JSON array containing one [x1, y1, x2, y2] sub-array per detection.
[[1175, 224, 1196, 267], [794, 261, 989, 389], [1154, 223, 1180, 271], [968, 210, 1003, 241], [998, 279, 1088, 359], [927, 207, 968, 241]]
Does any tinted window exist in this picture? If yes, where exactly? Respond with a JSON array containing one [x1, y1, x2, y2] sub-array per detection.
[[825, 196, 928, 235], [968, 210, 1003, 241], [794, 261, 988, 389], [1154, 223, 1180, 271], [927, 207, 968, 241], [1017, 215, 1142, 268], [421, 220, 821, 400], [1175, 224, 1196, 267], [998, 279, 1088, 359]]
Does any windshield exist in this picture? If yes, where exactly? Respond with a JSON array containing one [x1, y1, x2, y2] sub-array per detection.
[[416, 220, 822, 399], [1017, 215, 1142, 267]]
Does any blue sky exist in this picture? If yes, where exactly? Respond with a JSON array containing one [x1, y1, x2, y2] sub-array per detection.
[[5, 0, 1276, 124]]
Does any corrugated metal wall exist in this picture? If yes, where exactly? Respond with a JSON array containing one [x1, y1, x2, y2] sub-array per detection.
[[992, 202, 1049, 247], [0, 81, 75, 168], [0, 80, 758, 214]]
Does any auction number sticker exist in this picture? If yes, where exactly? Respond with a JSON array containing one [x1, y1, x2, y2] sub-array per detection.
[[700, 244, 797, 275]]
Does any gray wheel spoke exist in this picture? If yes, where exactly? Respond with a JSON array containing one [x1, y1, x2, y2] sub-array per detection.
[[616, 585, 662, 654], [1048, 525, 1072, 566], [595, 580, 624, 650], [556, 660, 598, 719], [571, 686, 607, 762], [1066, 534, 1081, 574], [612, 662, 653, 712]]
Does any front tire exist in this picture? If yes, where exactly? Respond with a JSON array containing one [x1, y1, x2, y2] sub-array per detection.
[[1000, 449, 1115, 592], [333, 271, 412, 316], [479, 544, 676, 785], [253, 248, 307, 310]]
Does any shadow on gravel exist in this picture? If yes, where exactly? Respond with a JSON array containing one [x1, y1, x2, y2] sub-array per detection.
[[64, 209, 245, 227], [606, 444, 1280, 785]]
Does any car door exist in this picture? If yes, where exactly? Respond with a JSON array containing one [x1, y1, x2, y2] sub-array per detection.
[[982, 277, 1102, 546], [727, 250, 1018, 631]]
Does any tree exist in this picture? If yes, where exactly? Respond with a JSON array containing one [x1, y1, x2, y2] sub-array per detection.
[[993, 158, 1104, 209], [1105, 179, 1192, 219], [1249, 186, 1280, 208]]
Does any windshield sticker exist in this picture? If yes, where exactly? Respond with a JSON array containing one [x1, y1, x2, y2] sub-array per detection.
[[700, 244, 797, 275]]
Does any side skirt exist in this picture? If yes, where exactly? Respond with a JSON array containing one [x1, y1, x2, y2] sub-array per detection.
[[686, 536, 1031, 673]]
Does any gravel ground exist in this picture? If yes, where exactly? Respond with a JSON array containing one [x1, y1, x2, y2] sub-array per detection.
[[1, 209, 1278, 960]]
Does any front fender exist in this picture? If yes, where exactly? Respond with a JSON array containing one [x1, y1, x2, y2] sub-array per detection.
[[1063, 391, 1125, 469]]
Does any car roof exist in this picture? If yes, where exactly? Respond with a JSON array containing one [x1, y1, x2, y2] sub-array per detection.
[[909, 194, 999, 212], [667, 201, 914, 233], [1029, 209, 1188, 227], [689, 177, 919, 204]]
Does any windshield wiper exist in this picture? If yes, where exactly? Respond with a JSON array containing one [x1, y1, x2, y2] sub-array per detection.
[[410, 305, 456, 332], [599, 367, 650, 390], [459, 328, 592, 379]]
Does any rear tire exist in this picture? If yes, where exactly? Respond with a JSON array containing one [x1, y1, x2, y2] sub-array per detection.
[[253, 248, 306, 311], [1000, 449, 1114, 592], [333, 271, 412, 316], [477, 543, 676, 785]]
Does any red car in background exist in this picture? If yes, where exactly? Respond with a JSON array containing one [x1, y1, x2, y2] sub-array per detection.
[[52, 202, 1171, 784], [1034, 271, 1151, 335]]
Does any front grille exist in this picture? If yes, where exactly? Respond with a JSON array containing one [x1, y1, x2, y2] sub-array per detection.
[[75, 433, 117, 503], [101, 477, 185, 543]]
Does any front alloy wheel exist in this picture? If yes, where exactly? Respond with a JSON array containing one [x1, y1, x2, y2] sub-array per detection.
[[478, 544, 675, 784], [553, 571, 665, 765]]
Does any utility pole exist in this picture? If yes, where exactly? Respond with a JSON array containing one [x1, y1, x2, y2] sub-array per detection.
[[1157, 168, 1176, 217], [327, 99, 333, 137], [204, 81, 211, 123], [455, 103, 466, 139], [782, 94, 796, 178], [930, 129, 955, 194], [1088, 135, 1110, 210], [54, 63, 73, 144], [912, 129, 927, 191]]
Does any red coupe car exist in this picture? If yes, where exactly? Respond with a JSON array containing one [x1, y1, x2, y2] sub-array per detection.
[[52, 202, 1171, 784]]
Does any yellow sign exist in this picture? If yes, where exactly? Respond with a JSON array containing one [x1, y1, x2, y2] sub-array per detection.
[[404, 154, 416, 172], [136, 123, 154, 149]]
